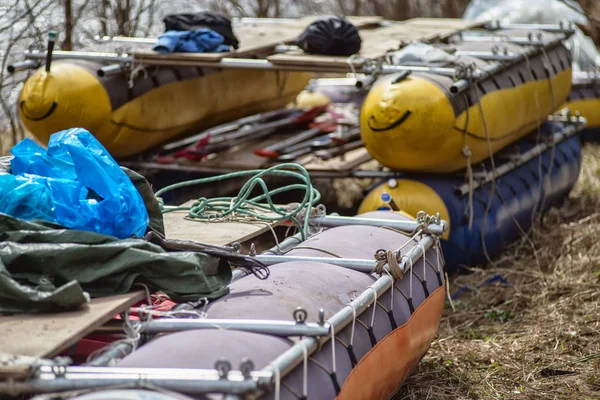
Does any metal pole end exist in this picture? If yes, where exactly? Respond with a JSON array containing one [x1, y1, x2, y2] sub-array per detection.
[[318, 309, 325, 326]]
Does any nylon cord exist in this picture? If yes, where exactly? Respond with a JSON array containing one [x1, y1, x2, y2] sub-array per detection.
[[155, 163, 321, 240]]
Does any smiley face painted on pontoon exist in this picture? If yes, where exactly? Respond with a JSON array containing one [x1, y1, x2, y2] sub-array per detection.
[[18, 61, 113, 146], [360, 72, 458, 172]]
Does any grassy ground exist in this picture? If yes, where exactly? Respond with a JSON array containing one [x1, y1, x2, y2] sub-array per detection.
[[397, 143, 600, 399]]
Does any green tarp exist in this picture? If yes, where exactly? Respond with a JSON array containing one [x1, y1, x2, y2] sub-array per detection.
[[0, 158, 232, 313]]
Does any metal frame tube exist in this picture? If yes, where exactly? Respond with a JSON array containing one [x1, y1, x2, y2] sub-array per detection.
[[458, 35, 555, 46], [140, 318, 330, 337], [97, 63, 128, 77], [38, 365, 270, 378], [95, 35, 156, 44], [309, 215, 446, 236], [0, 377, 259, 396], [0, 366, 272, 396], [25, 50, 132, 63], [261, 232, 303, 255], [495, 23, 575, 33], [7, 60, 40, 73], [85, 342, 134, 366], [253, 255, 377, 273], [455, 51, 517, 61], [233, 232, 304, 281], [450, 35, 568, 95], [261, 234, 436, 379]]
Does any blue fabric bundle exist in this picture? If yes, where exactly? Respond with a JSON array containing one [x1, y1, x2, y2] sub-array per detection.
[[153, 29, 230, 53], [0, 128, 149, 239]]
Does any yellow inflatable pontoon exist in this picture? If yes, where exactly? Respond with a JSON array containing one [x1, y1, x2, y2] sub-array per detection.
[[360, 29, 573, 173], [18, 60, 312, 158], [563, 72, 600, 137]]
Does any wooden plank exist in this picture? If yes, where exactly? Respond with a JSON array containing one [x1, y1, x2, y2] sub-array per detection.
[[134, 16, 383, 63], [163, 200, 283, 245], [0, 292, 145, 362]]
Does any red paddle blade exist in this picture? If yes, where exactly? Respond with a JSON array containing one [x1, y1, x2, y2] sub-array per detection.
[[291, 104, 329, 124], [253, 148, 281, 158], [308, 120, 338, 132]]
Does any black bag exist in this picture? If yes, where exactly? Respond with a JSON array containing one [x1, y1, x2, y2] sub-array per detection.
[[296, 16, 361, 56], [163, 12, 240, 49]]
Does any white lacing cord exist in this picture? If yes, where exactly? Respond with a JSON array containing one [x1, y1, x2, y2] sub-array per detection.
[[346, 54, 359, 79], [417, 242, 427, 282], [384, 269, 395, 312], [345, 303, 357, 348], [301, 341, 308, 399], [437, 238, 447, 271], [330, 325, 337, 375], [401, 255, 414, 300], [128, 62, 148, 89], [461, 94, 475, 230], [523, 51, 544, 227], [537, 46, 558, 218], [269, 363, 281, 400], [367, 287, 378, 329], [435, 238, 443, 277]]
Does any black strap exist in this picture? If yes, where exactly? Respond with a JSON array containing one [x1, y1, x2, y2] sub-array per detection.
[[436, 270, 443, 286], [407, 297, 415, 314], [421, 280, 430, 297], [330, 372, 341, 394], [346, 344, 358, 367], [367, 326, 377, 347], [387, 309, 398, 330]]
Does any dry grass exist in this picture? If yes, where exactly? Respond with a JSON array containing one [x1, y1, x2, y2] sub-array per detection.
[[397, 143, 600, 400]]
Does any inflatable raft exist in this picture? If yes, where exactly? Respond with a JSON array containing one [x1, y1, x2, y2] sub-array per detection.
[[17, 60, 312, 158], [115, 211, 446, 400], [360, 28, 573, 173], [2, 211, 447, 400], [359, 119, 582, 270], [462, 0, 600, 140]]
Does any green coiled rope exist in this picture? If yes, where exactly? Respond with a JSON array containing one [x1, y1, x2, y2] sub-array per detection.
[[155, 163, 321, 240]]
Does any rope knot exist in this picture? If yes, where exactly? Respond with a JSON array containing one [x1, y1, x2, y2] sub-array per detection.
[[461, 145, 472, 158], [415, 211, 441, 234], [374, 248, 404, 280]]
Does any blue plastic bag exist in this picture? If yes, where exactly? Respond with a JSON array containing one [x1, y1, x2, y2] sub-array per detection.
[[153, 29, 230, 53], [2, 128, 149, 238]]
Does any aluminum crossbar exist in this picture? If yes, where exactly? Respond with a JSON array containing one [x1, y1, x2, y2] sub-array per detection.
[[309, 215, 446, 236], [140, 318, 330, 337], [7, 60, 40, 73], [253, 255, 377, 273], [25, 50, 132, 63], [0, 366, 272, 396], [450, 34, 568, 95]]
